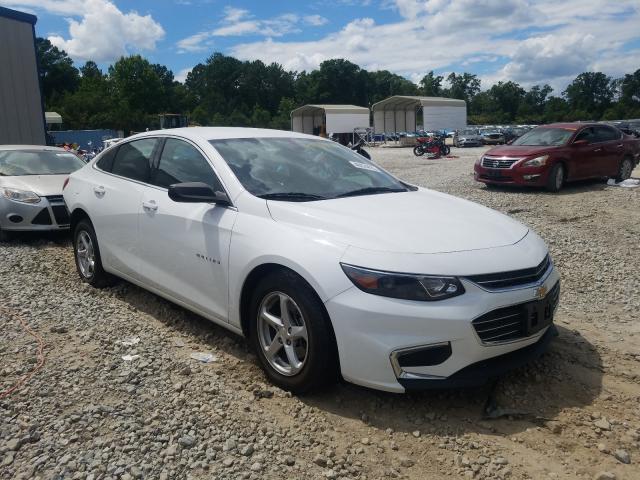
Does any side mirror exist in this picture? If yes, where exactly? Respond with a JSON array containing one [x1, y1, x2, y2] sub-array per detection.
[[572, 139, 589, 147], [507, 139, 514, 145], [168, 182, 231, 206]]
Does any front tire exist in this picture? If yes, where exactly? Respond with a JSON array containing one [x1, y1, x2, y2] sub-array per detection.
[[616, 157, 633, 182], [249, 269, 338, 394], [546, 163, 565, 192], [73, 219, 115, 288], [413, 145, 424, 156]]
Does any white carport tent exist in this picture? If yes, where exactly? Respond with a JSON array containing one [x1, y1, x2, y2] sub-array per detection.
[[291, 104, 370, 135], [372, 96, 467, 134], [45, 111, 62, 125]]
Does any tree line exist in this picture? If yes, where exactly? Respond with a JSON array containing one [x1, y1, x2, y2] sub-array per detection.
[[37, 37, 640, 134]]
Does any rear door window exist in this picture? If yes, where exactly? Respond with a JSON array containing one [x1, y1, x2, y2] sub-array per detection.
[[111, 139, 157, 183], [96, 147, 117, 172], [593, 126, 620, 142], [152, 138, 223, 191]]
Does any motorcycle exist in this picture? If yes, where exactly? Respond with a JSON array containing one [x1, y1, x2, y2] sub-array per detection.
[[413, 135, 450, 158]]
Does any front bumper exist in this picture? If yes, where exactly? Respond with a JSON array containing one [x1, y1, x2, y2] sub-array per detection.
[[325, 265, 560, 393], [474, 164, 551, 186], [0, 195, 70, 232]]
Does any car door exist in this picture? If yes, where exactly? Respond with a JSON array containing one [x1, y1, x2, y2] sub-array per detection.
[[90, 138, 159, 278], [138, 137, 238, 322], [570, 127, 601, 179], [592, 126, 623, 176]]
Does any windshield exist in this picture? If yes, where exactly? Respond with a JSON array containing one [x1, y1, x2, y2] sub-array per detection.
[[512, 127, 574, 146], [460, 129, 478, 136], [210, 138, 408, 200], [0, 150, 85, 176]]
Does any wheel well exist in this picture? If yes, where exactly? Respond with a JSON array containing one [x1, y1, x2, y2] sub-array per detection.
[[69, 208, 91, 233], [239, 264, 333, 339]]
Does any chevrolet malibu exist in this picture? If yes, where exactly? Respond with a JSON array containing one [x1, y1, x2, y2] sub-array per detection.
[[63, 128, 560, 393]]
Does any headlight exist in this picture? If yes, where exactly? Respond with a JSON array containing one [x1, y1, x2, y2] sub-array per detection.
[[0, 187, 41, 204], [341, 264, 465, 301], [522, 155, 549, 167]]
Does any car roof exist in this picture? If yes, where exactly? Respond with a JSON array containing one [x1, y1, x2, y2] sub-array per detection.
[[126, 127, 316, 143], [0, 145, 68, 152]]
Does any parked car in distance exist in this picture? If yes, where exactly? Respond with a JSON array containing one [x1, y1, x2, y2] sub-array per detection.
[[453, 128, 483, 147], [0, 145, 86, 241], [64, 127, 560, 393], [474, 123, 640, 192], [503, 127, 531, 144], [481, 129, 506, 145]]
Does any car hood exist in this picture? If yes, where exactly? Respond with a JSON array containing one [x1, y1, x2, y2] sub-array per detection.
[[485, 145, 553, 157], [267, 189, 529, 254], [0, 174, 68, 196]]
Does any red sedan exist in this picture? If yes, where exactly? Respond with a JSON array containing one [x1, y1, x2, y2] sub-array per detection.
[[474, 123, 640, 192]]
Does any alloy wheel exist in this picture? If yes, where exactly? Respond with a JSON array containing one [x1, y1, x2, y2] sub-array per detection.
[[76, 230, 96, 279], [257, 292, 309, 376]]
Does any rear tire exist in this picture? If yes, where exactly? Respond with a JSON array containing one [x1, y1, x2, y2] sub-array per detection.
[[249, 269, 338, 394], [73, 219, 115, 288], [616, 157, 633, 182], [546, 163, 565, 192], [441, 145, 451, 156], [413, 145, 424, 157]]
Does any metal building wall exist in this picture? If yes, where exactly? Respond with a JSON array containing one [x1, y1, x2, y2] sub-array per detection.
[[0, 11, 46, 145]]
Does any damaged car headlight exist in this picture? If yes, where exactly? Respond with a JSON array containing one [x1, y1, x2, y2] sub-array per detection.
[[0, 187, 41, 204], [340, 264, 465, 301]]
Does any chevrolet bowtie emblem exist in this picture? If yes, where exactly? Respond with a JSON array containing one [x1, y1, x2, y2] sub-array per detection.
[[535, 285, 548, 300]]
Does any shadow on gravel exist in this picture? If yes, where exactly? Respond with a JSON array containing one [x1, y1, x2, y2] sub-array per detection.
[[481, 178, 609, 195], [0, 230, 71, 245], [301, 324, 603, 437]]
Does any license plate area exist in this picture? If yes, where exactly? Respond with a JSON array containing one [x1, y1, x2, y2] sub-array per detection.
[[525, 291, 557, 335]]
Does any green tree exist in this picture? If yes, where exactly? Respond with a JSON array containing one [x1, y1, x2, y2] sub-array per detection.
[[419, 71, 444, 96], [445, 73, 481, 104], [487, 81, 525, 122], [563, 72, 613, 119], [35, 37, 80, 105]]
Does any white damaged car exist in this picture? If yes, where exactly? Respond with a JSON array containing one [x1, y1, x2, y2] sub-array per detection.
[[63, 128, 560, 393]]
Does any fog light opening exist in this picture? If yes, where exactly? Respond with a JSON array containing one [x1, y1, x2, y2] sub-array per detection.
[[8, 214, 23, 223]]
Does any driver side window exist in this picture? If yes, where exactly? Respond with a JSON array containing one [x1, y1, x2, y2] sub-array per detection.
[[152, 138, 223, 191], [574, 128, 595, 144]]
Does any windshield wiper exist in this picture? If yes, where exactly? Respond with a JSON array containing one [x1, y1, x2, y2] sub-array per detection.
[[336, 186, 407, 198], [257, 192, 327, 201]]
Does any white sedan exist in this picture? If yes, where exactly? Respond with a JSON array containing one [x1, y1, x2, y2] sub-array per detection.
[[63, 128, 560, 393]]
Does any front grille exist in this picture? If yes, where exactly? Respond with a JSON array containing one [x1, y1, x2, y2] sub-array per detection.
[[466, 255, 551, 290], [31, 208, 52, 225], [481, 157, 519, 168], [479, 174, 512, 182], [46, 195, 64, 203], [51, 205, 70, 225], [472, 282, 560, 343]]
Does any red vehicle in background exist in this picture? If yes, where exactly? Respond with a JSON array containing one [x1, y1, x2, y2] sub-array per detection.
[[474, 123, 640, 192]]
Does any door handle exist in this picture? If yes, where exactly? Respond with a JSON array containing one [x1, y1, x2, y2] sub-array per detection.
[[593, 148, 602, 152], [93, 185, 105, 196], [142, 200, 158, 212], [616, 144, 624, 148]]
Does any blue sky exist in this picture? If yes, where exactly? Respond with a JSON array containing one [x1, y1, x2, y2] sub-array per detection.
[[4, 0, 640, 92]]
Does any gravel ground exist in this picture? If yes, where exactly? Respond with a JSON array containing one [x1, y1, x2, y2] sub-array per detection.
[[1, 146, 639, 480]]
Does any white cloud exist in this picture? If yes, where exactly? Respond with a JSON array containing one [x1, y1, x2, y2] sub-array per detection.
[[6, 0, 165, 62], [304, 15, 328, 26], [177, 31, 215, 53], [176, 6, 329, 52], [227, 0, 640, 90], [175, 67, 192, 83]]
